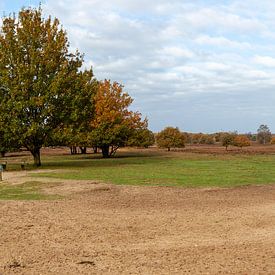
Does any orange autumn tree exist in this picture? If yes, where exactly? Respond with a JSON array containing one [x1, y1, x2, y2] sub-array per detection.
[[91, 80, 147, 158], [233, 135, 251, 149]]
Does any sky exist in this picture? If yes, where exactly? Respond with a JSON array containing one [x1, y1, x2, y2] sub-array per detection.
[[1, 0, 275, 133]]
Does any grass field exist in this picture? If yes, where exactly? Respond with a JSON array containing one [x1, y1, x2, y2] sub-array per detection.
[[33, 148, 275, 188], [0, 181, 60, 200], [1, 147, 275, 200]]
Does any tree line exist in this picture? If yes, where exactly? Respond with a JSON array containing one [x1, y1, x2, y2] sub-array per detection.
[[0, 7, 153, 166], [155, 124, 274, 151], [0, 8, 273, 166]]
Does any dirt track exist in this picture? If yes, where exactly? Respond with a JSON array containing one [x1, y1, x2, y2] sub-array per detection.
[[1, 182, 275, 274]]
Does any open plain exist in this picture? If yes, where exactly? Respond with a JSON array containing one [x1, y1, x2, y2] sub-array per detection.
[[0, 146, 275, 274]]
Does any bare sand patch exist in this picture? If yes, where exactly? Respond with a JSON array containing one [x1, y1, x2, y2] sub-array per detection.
[[0, 182, 275, 274]]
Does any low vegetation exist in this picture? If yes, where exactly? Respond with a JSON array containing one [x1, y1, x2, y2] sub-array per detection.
[[23, 148, 275, 188], [0, 181, 60, 200]]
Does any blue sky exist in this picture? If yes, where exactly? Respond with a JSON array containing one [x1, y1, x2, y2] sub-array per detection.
[[2, 0, 275, 133], [0, 1, 41, 14]]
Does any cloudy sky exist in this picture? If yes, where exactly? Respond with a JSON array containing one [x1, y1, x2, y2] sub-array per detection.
[[2, 0, 275, 133]]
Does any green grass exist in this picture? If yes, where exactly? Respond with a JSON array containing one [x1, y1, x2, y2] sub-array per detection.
[[32, 151, 275, 188], [0, 181, 61, 200]]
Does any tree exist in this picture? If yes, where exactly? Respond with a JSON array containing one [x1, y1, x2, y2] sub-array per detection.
[[53, 70, 97, 154], [233, 135, 251, 149], [0, 126, 21, 157], [191, 133, 203, 144], [0, 7, 94, 166], [221, 132, 237, 150], [156, 127, 185, 151], [257, 124, 271, 145], [200, 134, 215, 145], [91, 80, 146, 158], [182, 132, 191, 144], [127, 128, 155, 148]]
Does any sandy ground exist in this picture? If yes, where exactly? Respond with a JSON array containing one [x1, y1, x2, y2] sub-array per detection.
[[0, 173, 275, 275]]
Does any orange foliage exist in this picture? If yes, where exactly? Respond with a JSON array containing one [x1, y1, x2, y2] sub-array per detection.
[[234, 135, 251, 148], [92, 80, 145, 130]]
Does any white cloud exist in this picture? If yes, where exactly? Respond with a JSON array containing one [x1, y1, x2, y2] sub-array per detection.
[[195, 35, 252, 50], [253, 55, 275, 67], [173, 7, 266, 34], [40, 0, 275, 132], [159, 47, 194, 59]]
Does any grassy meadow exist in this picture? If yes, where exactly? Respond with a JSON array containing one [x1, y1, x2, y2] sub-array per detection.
[[33, 149, 275, 188], [1, 147, 275, 200], [0, 181, 60, 200]]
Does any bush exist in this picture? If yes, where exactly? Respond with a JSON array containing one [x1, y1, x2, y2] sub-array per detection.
[[234, 135, 251, 149], [156, 127, 185, 151]]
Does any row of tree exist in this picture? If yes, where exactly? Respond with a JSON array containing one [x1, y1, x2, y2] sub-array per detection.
[[0, 8, 153, 166], [0, 8, 273, 165], [155, 125, 274, 151]]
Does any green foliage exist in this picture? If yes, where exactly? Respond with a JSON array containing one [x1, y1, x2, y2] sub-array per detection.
[[127, 128, 155, 148], [221, 132, 237, 150], [0, 7, 94, 166], [0, 128, 21, 157], [257, 124, 271, 145], [156, 127, 185, 151], [53, 70, 97, 149]]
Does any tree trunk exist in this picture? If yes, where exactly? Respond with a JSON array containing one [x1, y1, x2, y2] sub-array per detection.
[[0, 151, 5, 157], [168, 147, 170, 152], [70, 146, 77, 154], [93, 147, 98, 154], [79, 147, 87, 154], [30, 147, 41, 167], [101, 145, 110, 158]]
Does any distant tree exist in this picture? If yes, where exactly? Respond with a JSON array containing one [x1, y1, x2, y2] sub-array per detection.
[[221, 132, 237, 150], [191, 133, 204, 144], [270, 137, 275, 145], [244, 132, 257, 142], [0, 7, 93, 166], [127, 128, 155, 148], [234, 135, 251, 149], [257, 125, 271, 145], [200, 134, 215, 145], [182, 132, 191, 144], [214, 132, 228, 143], [251, 134, 257, 142], [91, 80, 146, 158], [156, 127, 185, 151]]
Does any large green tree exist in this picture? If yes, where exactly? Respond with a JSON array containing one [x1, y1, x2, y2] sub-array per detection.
[[0, 7, 94, 166], [53, 70, 97, 154]]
